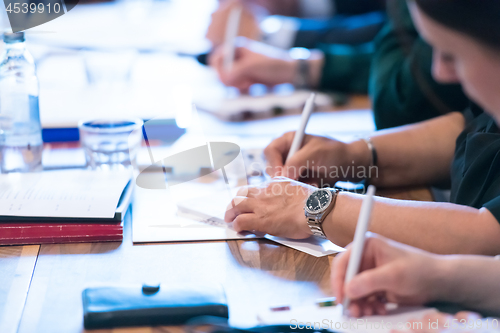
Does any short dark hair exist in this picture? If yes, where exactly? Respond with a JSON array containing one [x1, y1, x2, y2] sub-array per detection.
[[413, 0, 500, 51]]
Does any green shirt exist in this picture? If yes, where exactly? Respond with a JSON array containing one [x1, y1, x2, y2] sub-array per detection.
[[319, 41, 374, 93], [369, 0, 469, 129], [451, 105, 500, 223]]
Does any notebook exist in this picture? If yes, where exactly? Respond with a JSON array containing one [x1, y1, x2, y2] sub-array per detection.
[[0, 222, 124, 246], [0, 169, 132, 222], [0, 170, 133, 245], [0, 173, 134, 245]]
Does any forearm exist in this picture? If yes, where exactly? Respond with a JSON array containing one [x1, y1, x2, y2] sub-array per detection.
[[323, 192, 500, 255], [435, 256, 500, 316], [307, 54, 325, 89], [346, 112, 465, 187]]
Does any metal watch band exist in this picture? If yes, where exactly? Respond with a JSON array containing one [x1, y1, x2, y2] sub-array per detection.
[[295, 59, 310, 90], [362, 137, 378, 168], [362, 137, 378, 185], [307, 216, 327, 239], [305, 188, 339, 239], [289, 47, 311, 89]]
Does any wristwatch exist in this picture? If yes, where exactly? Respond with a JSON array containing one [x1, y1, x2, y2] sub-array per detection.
[[289, 47, 311, 89], [304, 188, 339, 239]]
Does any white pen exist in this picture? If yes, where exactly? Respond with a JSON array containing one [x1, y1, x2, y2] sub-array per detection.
[[342, 185, 376, 316], [285, 93, 316, 164], [223, 5, 243, 73]]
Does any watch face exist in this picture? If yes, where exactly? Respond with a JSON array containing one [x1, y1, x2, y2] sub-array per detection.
[[305, 189, 333, 215]]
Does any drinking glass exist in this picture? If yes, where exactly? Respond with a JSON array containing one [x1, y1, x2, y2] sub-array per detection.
[[79, 118, 143, 170]]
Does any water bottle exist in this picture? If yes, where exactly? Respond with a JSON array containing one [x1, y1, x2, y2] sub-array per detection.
[[0, 32, 43, 173]]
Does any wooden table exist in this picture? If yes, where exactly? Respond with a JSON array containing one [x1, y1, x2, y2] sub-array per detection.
[[0, 189, 431, 333], [0, 94, 436, 332], [15, 215, 335, 333], [0, 0, 440, 329]]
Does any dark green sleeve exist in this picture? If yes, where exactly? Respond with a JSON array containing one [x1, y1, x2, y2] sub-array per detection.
[[292, 10, 386, 94], [484, 196, 500, 224], [369, 0, 469, 130], [318, 42, 374, 93]]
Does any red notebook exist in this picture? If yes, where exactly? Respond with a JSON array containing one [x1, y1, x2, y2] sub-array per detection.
[[0, 223, 123, 245], [0, 173, 133, 246]]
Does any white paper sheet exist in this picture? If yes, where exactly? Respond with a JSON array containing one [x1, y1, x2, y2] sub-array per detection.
[[258, 303, 438, 333], [198, 89, 335, 121], [176, 191, 344, 257], [131, 182, 260, 243], [0, 170, 131, 218], [131, 178, 343, 256]]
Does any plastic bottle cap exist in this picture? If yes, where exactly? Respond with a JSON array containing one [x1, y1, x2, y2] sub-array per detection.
[[3, 32, 25, 43]]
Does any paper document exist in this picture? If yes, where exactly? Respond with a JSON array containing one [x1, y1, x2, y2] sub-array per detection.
[[131, 179, 343, 256], [199, 89, 335, 121], [0, 170, 131, 219], [258, 303, 437, 333], [132, 181, 260, 243], [176, 192, 344, 257]]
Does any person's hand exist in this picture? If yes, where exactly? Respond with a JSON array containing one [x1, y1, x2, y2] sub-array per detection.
[[332, 234, 445, 317], [264, 132, 364, 185], [395, 311, 483, 333], [224, 177, 315, 239], [209, 38, 297, 92], [206, 0, 261, 47]]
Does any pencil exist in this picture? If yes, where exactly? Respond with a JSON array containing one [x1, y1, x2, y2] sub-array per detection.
[[223, 5, 243, 73], [342, 185, 376, 315], [285, 93, 316, 164]]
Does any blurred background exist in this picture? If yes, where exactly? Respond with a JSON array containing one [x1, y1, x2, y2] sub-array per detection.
[[1, 0, 219, 132], [0, 0, 376, 172]]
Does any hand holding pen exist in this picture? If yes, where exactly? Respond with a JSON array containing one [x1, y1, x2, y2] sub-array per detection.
[[331, 231, 445, 318]]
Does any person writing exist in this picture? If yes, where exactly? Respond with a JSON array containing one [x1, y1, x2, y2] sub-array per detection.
[[224, 0, 500, 255], [208, 0, 469, 129], [206, 0, 386, 94], [332, 233, 500, 320]]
